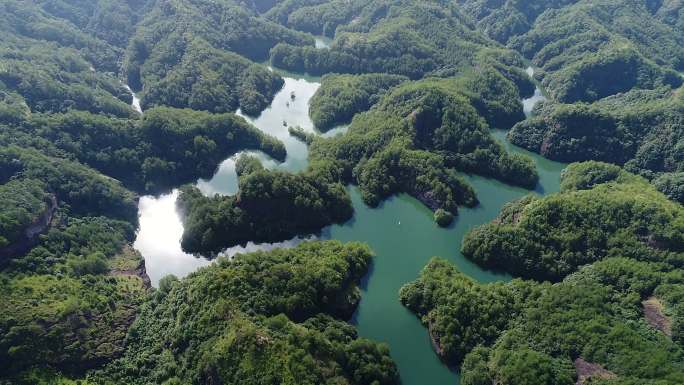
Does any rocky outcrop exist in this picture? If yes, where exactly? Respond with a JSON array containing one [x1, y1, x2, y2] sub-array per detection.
[[109, 245, 152, 288], [574, 358, 617, 385], [643, 297, 672, 336], [0, 194, 57, 262]]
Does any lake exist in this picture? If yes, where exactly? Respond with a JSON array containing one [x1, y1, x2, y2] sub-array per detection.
[[132, 67, 565, 385]]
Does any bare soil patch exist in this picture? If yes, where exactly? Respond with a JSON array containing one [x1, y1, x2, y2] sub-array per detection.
[[643, 296, 672, 337]]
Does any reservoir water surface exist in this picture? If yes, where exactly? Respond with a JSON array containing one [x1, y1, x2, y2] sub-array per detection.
[[132, 67, 565, 385]]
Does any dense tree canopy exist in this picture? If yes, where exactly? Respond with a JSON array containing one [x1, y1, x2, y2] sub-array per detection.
[[124, 0, 312, 112], [1, 0, 683, 384], [508, 86, 684, 180], [178, 155, 352, 253], [309, 74, 538, 215], [309, 73, 408, 131], [402, 255, 684, 385], [91, 241, 399, 385], [462, 162, 684, 281]]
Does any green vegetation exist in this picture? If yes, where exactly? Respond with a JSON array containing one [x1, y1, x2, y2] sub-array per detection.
[[654, 172, 684, 204], [136, 107, 285, 191], [310, 73, 408, 131], [264, 0, 366, 37], [401, 256, 684, 385], [433, 209, 454, 227], [0, 213, 149, 380], [459, 0, 684, 176], [460, 0, 683, 102], [125, 0, 312, 113], [268, 0, 531, 83], [462, 162, 684, 281], [401, 167, 684, 385], [508, 86, 684, 178], [309, 74, 538, 212], [2, 0, 684, 383], [0, 106, 285, 193], [288, 125, 316, 144], [92, 241, 399, 385], [0, 146, 137, 222], [0, 179, 51, 248], [178, 155, 352, 253]]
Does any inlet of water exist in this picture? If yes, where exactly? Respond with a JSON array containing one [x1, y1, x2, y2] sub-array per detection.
[[132, 66, 565, 384]]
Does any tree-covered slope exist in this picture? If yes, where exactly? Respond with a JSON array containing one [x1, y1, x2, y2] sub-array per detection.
[[401, 162, 684, 384], [459, 0, 683, 102], [507, 86, 684, 179], [462, 162, 684, 281], [0, 103, 286, 193], [268, 0, 532, 82], [178, 154, 352, 253], [309, 73, 409, 131], [309, 71, 539, 208], [124, 0, 313, 114], [178, 64, 540, 253], [92, 241, 398, 385], [401, 256, 684, 385]]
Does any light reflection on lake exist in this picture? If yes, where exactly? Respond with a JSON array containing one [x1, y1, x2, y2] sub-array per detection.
[[134, 75, 323, 286], [133, 191, 211, 286], [522, 66, 547, 117]]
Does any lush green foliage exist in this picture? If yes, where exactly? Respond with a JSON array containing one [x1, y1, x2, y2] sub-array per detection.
[[460, 0, 684, 176], [178, 155, 352, 253], [309, 74, 538, 215], [264, 0, 366, 37], [0, 146, 137, 222], [433, 208, 454, 227], [462, 162, 684, 281], [2, 0, 683, 383], [654, 172, 684, 204], [92, 241, 398, 385], [403, 254, 684, 385], [137, 107, 285, 191], [0, 214, 148, 379], [460, 0, 683, 102], [310, 73, 408, 131], [125, 0, 312, 113], [508, 87, 684, 177], [0, 106, 285, 193], [0, 179, 50, 248], [269, 0, 529, 82]]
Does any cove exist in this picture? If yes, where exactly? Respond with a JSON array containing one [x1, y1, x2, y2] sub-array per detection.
[[133, 67, 565, 384]]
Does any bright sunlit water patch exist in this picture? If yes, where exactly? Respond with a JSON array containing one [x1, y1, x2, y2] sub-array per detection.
[[133, 190, 211, 286], [522, 66, 547, 117], [124, 84, 143, 114]]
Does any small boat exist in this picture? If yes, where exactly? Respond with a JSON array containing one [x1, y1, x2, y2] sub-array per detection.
[[283, 120, 287, 127]]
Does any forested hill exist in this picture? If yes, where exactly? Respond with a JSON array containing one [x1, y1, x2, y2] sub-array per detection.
[[402, 162, 684, 384], [453, 0, 684, 196], [0, 0, 683, 384]]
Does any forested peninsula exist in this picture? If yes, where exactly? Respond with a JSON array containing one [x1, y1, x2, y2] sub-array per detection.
[[0, 0, 683, 384], [402, 162, 684, 384]]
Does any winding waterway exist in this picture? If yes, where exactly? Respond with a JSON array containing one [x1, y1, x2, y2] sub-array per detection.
[[133, 66, 564, 384]]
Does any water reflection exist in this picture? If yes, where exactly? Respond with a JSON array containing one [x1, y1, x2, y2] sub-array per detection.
[[135, 75, 322, 285], [133, 191, 211, 286], [314, 36, 332, 49], [522, 66, 547, 117], [124, 84, 143, 114], [132, 64, 566, 385]]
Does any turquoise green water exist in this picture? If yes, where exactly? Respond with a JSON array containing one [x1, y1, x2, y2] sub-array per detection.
[[324, 140, 565, 385], [134, 69, 566, 384]]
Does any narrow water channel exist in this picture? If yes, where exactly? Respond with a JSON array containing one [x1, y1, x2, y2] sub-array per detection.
[[132, 67, 565, 384]]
